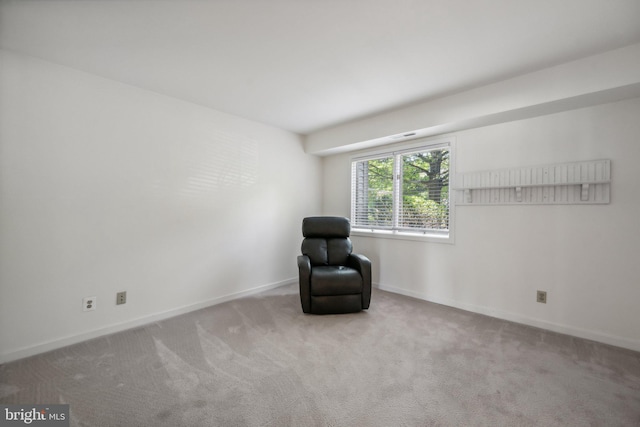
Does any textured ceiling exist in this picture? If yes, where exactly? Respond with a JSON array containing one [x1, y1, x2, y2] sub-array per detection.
[[2, 0, 640, 134]]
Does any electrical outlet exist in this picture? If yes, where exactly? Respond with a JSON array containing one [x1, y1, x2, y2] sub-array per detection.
[[116, 291, 127, 305], [83, 296, 96, 311], [536, 290, 547, 304]]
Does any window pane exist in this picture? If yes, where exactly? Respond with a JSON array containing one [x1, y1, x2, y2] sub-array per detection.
[[399, 149, 449, 231], [353, 157, 394, 228], [351, 141, 452, 238]]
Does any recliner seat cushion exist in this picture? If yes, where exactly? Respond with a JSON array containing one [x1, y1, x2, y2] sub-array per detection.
[[311, 266, 362, 296]]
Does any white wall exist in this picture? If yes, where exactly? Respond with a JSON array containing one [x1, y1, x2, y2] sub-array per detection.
[[0, 50, 322, 362], [322, 97, 640, 351]]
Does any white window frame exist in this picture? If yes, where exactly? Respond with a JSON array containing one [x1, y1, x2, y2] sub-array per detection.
[[350, 137, 455, 244]]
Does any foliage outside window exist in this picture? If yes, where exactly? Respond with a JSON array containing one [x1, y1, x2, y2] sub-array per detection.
[[351, 142, 451, 239]]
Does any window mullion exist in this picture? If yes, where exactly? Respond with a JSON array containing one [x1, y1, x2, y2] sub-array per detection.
[[392, 154, 402, 230]]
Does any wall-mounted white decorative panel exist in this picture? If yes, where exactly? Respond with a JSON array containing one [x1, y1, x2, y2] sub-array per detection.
[[455, 160, 611, 205]]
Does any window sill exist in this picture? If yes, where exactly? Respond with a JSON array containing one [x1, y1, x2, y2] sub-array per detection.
[[351, 229, 454, 244]]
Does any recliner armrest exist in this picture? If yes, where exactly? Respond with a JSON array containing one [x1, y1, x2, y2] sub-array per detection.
[[297, 255, 311, 276], [297, 255, 312, 313], [348, 253, 372, 309], [348, 253, 370, 274]]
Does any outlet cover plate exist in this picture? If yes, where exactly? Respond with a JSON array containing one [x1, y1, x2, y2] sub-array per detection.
[[536, 290, 547, 304], [83, 296, 96, 311], [116, 291, 127, 305]]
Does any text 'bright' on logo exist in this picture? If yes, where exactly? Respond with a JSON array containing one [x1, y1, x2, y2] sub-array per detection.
[[1, 405, 69, 427]]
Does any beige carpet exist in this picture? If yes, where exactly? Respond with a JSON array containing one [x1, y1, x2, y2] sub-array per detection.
[[1, 284, 639, 426]]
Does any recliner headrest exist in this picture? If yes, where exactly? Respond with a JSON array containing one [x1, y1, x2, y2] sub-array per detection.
[[302, 216, 351, 238]]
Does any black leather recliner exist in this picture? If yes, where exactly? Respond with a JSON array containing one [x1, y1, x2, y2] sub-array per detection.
[[297, 216, 371, 314]]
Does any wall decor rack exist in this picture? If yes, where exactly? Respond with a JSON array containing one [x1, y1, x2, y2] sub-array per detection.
[[454, 159, 610, 205]]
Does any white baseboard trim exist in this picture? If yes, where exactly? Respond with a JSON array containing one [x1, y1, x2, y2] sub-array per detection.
[[0, 278, 296, 364], [374, 282, 640, 353]]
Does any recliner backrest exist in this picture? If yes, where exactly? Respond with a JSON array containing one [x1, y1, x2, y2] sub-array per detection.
[[301, 217, 353, 266]]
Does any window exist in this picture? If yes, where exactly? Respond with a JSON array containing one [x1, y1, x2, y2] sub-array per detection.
[[351, 140, 452, 241]]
